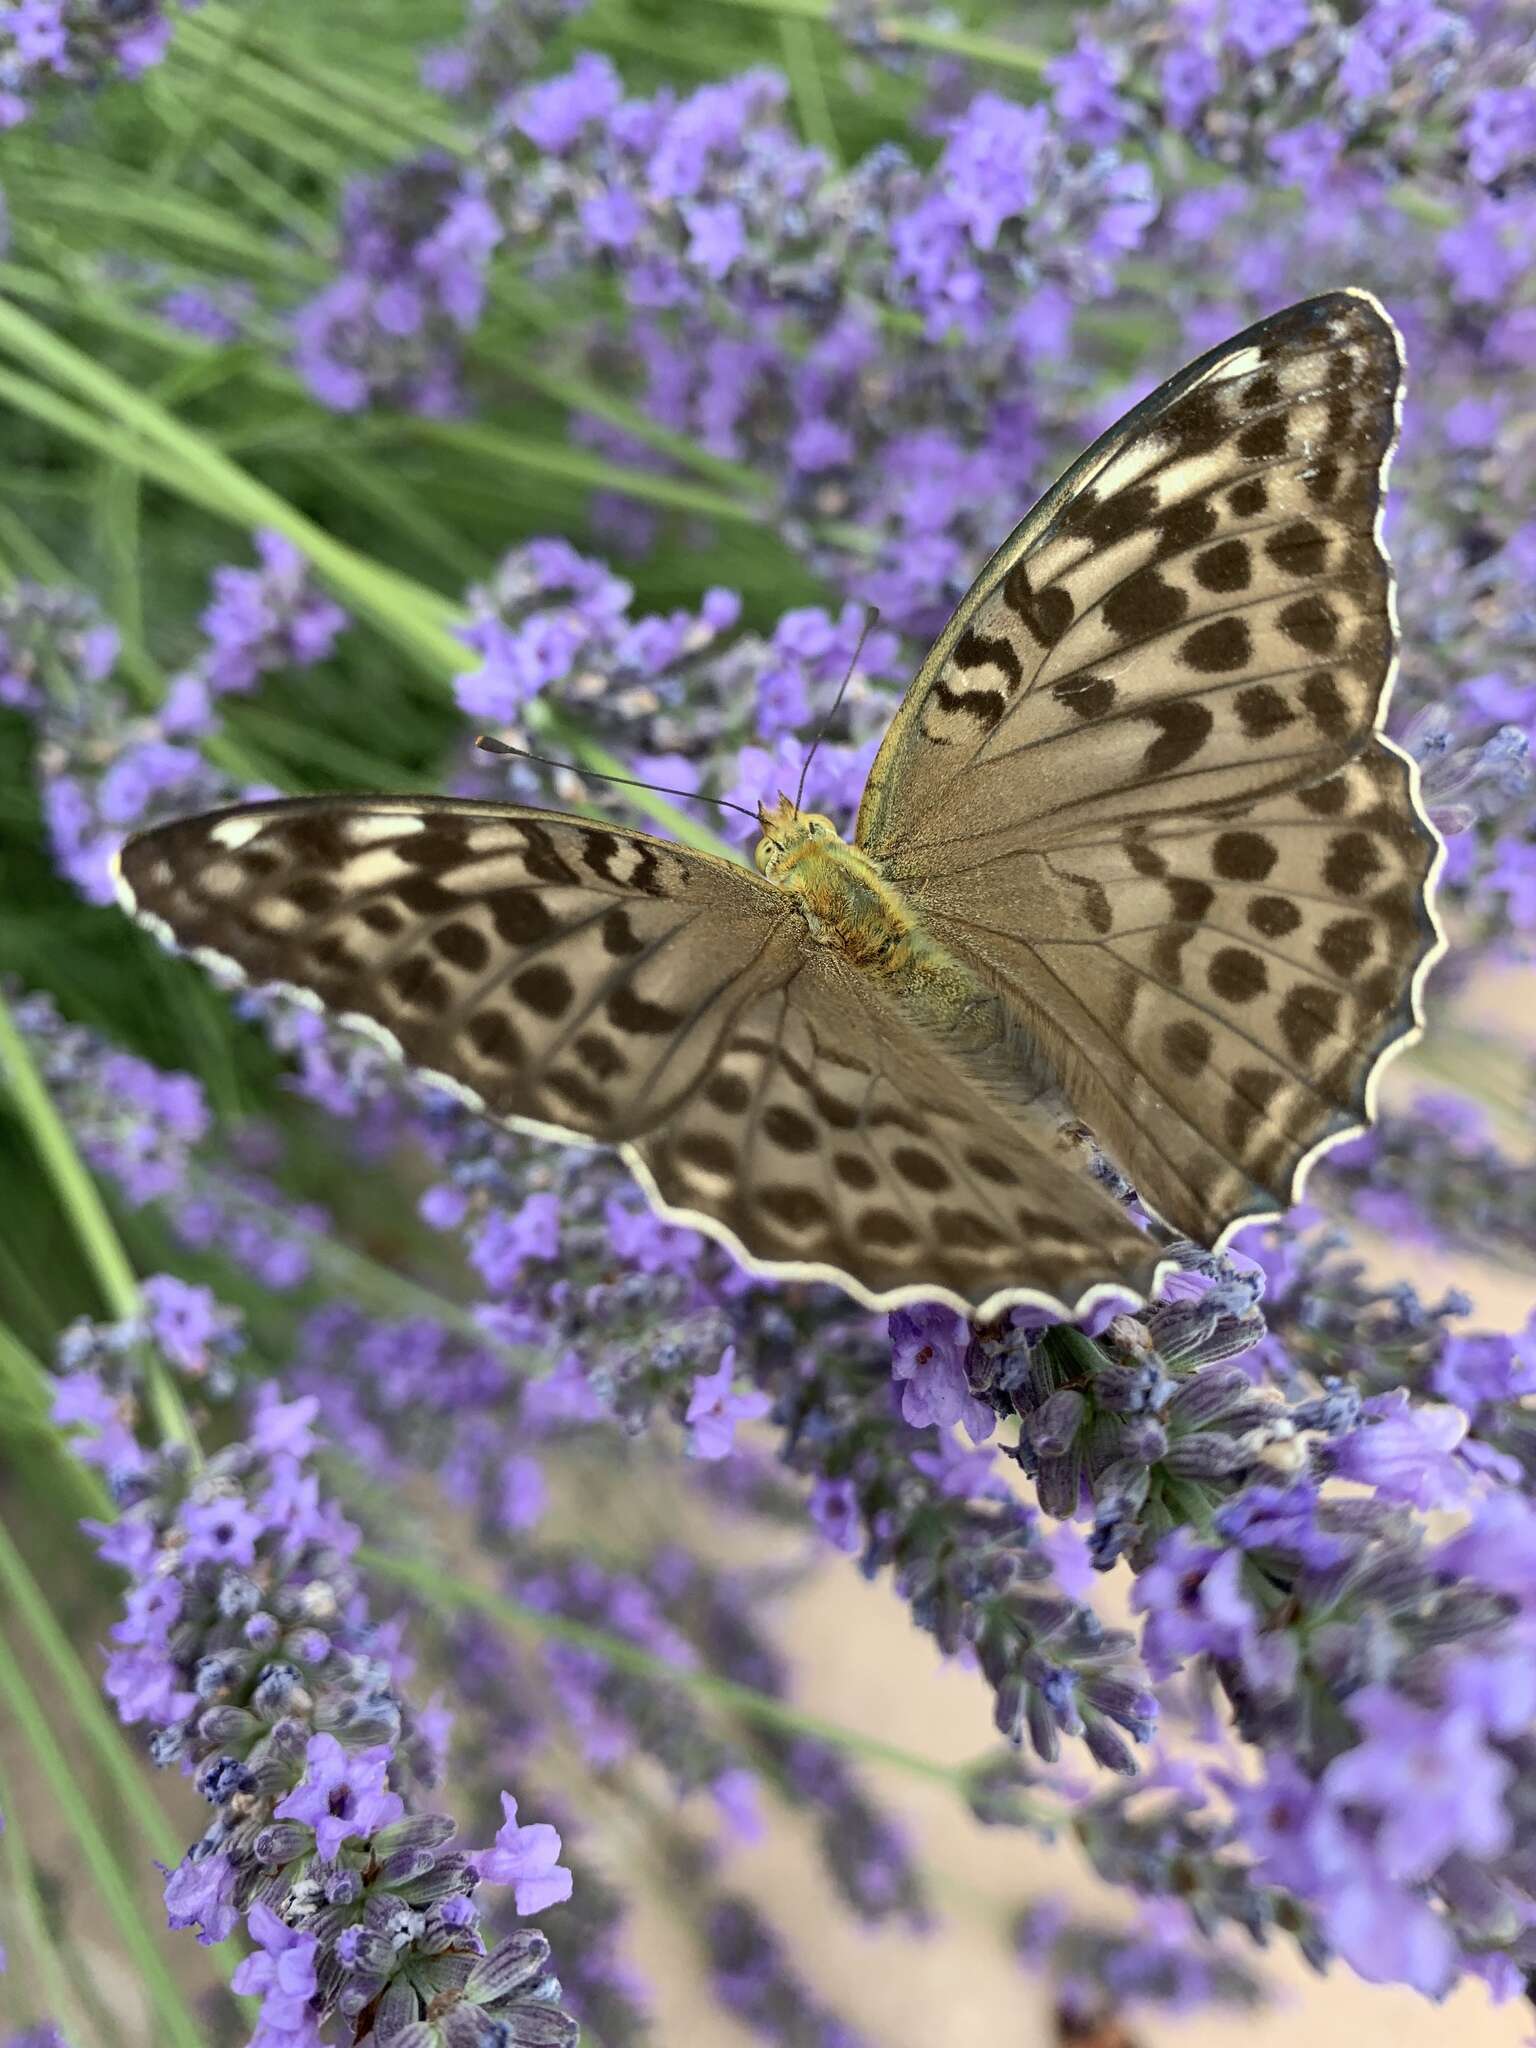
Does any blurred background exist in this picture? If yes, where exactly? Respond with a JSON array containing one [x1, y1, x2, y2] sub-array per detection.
[[1, 2, 1533, 2044]]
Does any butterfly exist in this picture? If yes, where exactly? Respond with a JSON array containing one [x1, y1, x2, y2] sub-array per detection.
[[114, 291, 1442, 1324]]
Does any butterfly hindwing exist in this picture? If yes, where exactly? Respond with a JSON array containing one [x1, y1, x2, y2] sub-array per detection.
[[903, 747, 1437, 1244], [632, 937, 1164, 1317]]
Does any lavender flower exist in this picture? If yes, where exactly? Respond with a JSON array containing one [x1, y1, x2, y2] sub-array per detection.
[[0, 0, 192, 124], [685, 1347, 772, 1461], [51, 1308, 580, 2046]]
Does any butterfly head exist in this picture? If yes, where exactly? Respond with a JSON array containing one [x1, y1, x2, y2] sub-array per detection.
[[753, 793, 841, 878]]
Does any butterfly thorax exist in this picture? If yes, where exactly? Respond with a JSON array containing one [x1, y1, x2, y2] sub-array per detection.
[[754, 794, 925, 972]]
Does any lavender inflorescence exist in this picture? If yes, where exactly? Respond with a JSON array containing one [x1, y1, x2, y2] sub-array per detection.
[[51, 1313, 580, 2048]]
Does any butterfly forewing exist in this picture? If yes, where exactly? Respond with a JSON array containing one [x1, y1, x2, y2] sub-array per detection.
[[858, 290, 1440, 1248], [860, 291, 1402, 856], [115, 797, 795, 1143]]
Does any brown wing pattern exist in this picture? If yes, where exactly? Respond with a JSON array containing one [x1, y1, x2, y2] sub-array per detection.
[[906, 747, 1439, 1245], [860, 292, 1403, 858], [115, 796, 1167, 1316], [632, 935, 1165, 1317], [114, 797, 793, 1145], [859, 292, 1442, 1248]]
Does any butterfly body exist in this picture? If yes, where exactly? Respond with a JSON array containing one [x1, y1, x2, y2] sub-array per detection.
[[754, 794, 921, 972], [114, 291, 1442, 1322]]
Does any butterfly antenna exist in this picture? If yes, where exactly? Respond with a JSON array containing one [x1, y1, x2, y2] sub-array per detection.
[[474, 734, 761, 823], [794, 605, 879, 815]]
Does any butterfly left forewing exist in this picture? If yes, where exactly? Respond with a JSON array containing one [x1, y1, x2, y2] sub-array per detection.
[[118, 795, 1165, 1318], [115, 797, 795, 1145]]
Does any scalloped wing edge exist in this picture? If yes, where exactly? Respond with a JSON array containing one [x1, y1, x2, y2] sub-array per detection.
[[110, 842, 1181, 1325]]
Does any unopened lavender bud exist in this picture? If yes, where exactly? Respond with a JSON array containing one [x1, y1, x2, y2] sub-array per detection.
[[469, 1929, 555, 2001], [253, 1818, 314, 1865], [1035, 1451, 1083, 1521], [1117, 1416, 1169, 1465], [336, 1975, 389, 2021], [325, 1865, 365, 1905], [1028, 1387, 1087, 1458], [379, 1844, 439, 1887], [318, 1699, 399, 1746], [1161, 1434, 1242, 1479], [992, 1673, 1026, 1742], [217, 1572, 262, 1619], [372, 1980, 418, 2036], [196, 1704, 258, 1747], [366, 1890, 427, 1944], [1081, 1675, 1156, 1736], [1166, 1365, 1254, 1430], [193, 1650, 246, 1699], [251, 1662, 307, 1719], [1093, 1360, 1173, 1413], [149, 1726, 187, 1768], [337, 1923, 399, 1976], [1024, 1686, 1060, 1764], [1081, 1716, 1138, 1775], [244, 1610, 280, 1648], [196, 1754, 256, 1804], [398, 1850, 474, 1901], [373, 1812, 457, 1859]]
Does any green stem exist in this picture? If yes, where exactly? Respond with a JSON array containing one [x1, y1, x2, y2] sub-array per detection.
[[190, 1, 466, 153], [385, 415, 770, 527], [0, 1514, 187, 1869], [0, 1605, 209, 2048], [176, 8, 459, 160], [0, 1322, 114, 1521], [694, 0, 1049, 71], [360, 1543, 981, 1790], [778, 16, 841, 163], [0, 358, 733, 857], [0, 986, 197, 1456], [1, 158, 324, 279], [0, 1749, 99, 2042]]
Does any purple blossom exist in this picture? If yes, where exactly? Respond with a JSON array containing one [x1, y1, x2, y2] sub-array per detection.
[[1324, 1394, 1473, 1509], [230, 1902, 322, 2045], [685, 1347, 771, 1461], [161, 1849, 239, 1947], [888, 1305, 993, 1443], [471, 1790, 574, 1914], [1325, 1691, 1514, 1879], [272, 1734, 405, 1860], [198, 530, 348, 694], [808, 1475, 862, 1553]]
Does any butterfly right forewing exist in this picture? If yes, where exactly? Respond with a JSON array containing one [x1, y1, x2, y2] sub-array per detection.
[[858, 291, 1441, 1250], [858, 291, 1404, 857]]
